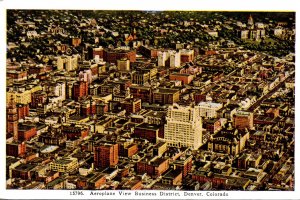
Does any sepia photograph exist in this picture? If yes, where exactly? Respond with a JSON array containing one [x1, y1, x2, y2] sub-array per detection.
[[1, 0, 299, 199]]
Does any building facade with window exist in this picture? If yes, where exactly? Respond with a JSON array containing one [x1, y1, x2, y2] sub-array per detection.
[[164, 104, 202, 149]]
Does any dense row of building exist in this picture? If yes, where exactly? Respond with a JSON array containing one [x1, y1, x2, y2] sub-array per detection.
[[6, 10, 295, 191]]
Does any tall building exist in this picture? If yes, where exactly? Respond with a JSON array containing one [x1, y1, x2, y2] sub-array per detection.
[[79, 70, 92, 84], [158, 51, 168, 67], [7, 96, 18, 140], [57, 55, 79, 71], [164, 104, 202, 149], [94, 143, 119, 169], [233, 110, 254, 130], [47, 81, 66, 101], [157, 50, 180, 67], [169, 51, 181, 68], [73, 81, 88, 101]]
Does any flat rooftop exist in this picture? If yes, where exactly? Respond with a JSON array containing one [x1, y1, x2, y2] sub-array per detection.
[[154, 88, 179, 94], [54, 158, 76, 165], [136, 123, 161, 130], [15, 163, 36, 171]]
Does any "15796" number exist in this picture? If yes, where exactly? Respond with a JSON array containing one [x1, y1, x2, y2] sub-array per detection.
[[70, 191, 84, 195]]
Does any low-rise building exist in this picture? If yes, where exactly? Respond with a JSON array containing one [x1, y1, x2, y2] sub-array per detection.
[[152, 88, 180, 105], [133, 123, 164, 143], [162, 169, 182, 186], [137, 157, 169, 178], [50, 157, 78, 173]]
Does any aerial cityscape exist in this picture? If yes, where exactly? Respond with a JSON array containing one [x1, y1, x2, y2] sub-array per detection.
[[6, 10, 295, 191]]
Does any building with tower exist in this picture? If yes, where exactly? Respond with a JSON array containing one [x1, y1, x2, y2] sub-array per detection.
[[7, 96, 18, 140], [125, 28, 137, 43], [248, 14, 254, 28], [164, 104, 203, 149], [237, 14, 266, 41], [207, 124, 250, 156]]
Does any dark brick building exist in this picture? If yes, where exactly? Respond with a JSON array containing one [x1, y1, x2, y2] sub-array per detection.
[[103, 49, 136, 64], [133, 123, 164, 143], [94, 143, 119, 169]]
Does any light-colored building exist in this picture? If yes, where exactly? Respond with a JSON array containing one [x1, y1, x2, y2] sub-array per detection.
[[50, 157, 78, 173], [274, 28, 284, 37], [117, 58, 130, 71], [47, 81, 66, 101], [240, 30, 249, 39], [7, 90, 31, 104], [48, 26, 65, 34], [92, 94, 112, 103], [26, 31, 39, 38], [79, 69, 92, 84], [205, 29, 218, 37], [158, 51, 169, 67], [198, 101, 223, 118], [169, 50, 181, 68], [255, 22, 265, 29], [164, 104, 202, 149], [57, 55, 79, 71], [157, 50, 181, 67], [7, 85, 42, 104]]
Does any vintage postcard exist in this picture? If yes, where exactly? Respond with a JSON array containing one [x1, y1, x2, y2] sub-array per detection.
[[0, 0, 299, 199]]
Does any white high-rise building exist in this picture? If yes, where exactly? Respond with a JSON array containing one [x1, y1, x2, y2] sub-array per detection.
[[158, 51, 169, 67], [169, 50, 181, 68], [79, 69, 92, 84], [48, 81, 66, 101], [158, 50, 181, 67], [164, 104, 202, 149]]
